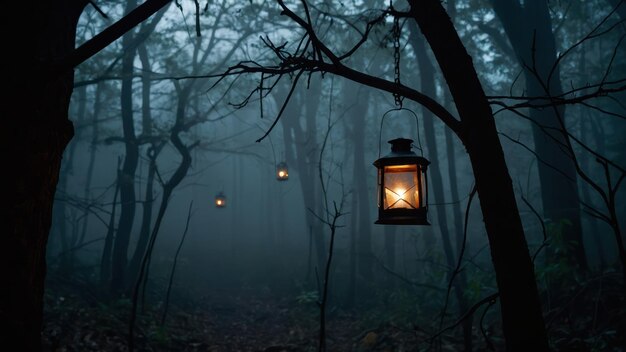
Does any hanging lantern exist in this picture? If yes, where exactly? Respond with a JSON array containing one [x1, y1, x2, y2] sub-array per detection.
[[215, 192, 226, 208], [276, 162, 289, 181], [374, 138, 430, 225]]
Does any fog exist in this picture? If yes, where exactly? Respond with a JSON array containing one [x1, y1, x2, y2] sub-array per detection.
[[41, 0, 626, 350]]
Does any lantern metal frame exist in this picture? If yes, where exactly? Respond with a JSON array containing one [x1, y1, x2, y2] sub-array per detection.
[[276, 161, 289, 181], [373, 108, 430, 225], [215, 192, 226, 208]]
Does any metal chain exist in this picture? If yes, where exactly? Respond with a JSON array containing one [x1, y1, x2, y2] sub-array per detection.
[[392, 16, 403, 107]]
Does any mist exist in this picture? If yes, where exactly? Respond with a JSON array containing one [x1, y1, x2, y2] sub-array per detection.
[[3, 0, 625, 351]]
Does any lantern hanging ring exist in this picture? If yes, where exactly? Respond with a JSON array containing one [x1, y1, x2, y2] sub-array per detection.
[[378, 107, 424, 159]]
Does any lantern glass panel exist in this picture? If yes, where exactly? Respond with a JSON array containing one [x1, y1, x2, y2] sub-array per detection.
[[383, 164, 419, 210]]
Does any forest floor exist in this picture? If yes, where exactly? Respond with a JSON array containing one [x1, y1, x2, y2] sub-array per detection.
[[42, 278, 437, 352], [41, 271, 624, 351]]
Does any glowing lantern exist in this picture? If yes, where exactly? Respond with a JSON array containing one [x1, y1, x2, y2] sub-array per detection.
[[276, 162, 289, 181], [215, 192, 226, 208], [374, 138, 430, 225]]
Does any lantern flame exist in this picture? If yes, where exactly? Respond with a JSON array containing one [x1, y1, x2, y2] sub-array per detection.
[[385, 185, 418, 209]]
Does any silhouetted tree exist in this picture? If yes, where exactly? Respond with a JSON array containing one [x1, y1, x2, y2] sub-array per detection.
[[1, 0, 171, 349]]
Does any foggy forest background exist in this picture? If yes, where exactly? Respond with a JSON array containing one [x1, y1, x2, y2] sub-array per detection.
[[43, 0, 625, 351]]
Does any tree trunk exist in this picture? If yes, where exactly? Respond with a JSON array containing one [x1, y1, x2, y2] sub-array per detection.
[[110, 0, 140, 294], [409, 22, 472, 351], [409, 1, 550, 350], [1, 0, 171, 348], [127, 44, 159, 290], [491, 0, 588, 271], [1, 1, 87, 349], [100, 167, 121, 285]]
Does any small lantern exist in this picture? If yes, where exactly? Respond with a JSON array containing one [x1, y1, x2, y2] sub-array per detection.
[[215, 192, 226, 208], [374, 138, 430, 225], [276, 162, 289, 181]]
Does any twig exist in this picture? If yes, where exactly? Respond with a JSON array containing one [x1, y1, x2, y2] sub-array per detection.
[[89, 0, 110, 19], [161, 201, 194, 325], [479, 297, 497, 351], [427, 292, 499, 342], [436, 184, 477, 336]]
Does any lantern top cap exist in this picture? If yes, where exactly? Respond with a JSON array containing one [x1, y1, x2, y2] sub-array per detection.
[[374, 137, 430, 167], [388, 138, 414, 153]]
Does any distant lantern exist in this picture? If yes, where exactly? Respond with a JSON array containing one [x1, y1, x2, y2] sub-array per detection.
[[276, 162, 289, 181], [215, 192, 226, 208], [374, 138, 430, 225]]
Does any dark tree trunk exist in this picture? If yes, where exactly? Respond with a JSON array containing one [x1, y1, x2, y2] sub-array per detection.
[[409, 22, 472, 352], [127, 44, 159, 290], [1, 1, 87, 349], [409, 1, 549, 350], [100, 168, 121, 285], [491, 0, 588, 271], [1, 0, 171, 349], [110, 0, 140, 294]]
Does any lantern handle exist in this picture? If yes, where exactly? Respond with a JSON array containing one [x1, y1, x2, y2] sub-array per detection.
[[378, 107, 423, 158]]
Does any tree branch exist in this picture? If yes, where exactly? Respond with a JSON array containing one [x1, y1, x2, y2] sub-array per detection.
[[61, 0, 172, 71]]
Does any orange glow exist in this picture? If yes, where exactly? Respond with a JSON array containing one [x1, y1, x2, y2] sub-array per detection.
[[385, 185, 418, 209], [278, 170, 286, 177], [385, 164, 417, 172]]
